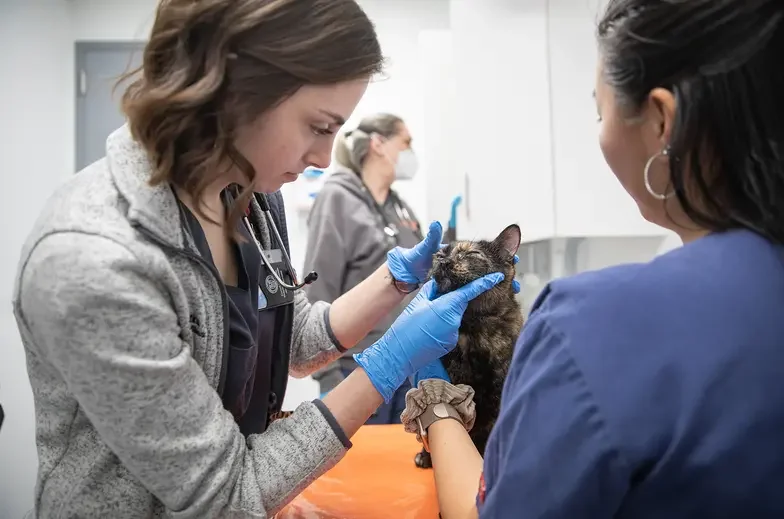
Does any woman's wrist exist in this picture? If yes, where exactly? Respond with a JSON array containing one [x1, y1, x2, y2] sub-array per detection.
[[321, 368, 384, 439], [416, 402, 463, 452], [386, 263, 421, 294], [400, 379, 477, 444]]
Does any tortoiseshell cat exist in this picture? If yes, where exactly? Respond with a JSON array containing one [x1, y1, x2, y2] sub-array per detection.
[[415, 224, 524, 469]]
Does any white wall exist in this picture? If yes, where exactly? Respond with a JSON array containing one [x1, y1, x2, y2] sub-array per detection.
[[0, 3, 75, 516]]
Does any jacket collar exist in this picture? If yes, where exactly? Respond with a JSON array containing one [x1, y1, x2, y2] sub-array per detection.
[[329, 168, 398, 207], [106, 124, 185, 248]]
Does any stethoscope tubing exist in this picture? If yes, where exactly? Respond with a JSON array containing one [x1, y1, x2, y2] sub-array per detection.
[[243, 192, 314, 291]]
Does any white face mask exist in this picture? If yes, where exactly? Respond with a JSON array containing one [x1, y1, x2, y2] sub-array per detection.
[[394, 149, 418, 180]]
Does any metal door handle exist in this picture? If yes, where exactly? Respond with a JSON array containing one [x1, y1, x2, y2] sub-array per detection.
[[79, 69, 88, 96]]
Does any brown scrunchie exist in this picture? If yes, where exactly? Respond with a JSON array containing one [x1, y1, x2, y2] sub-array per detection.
[[400, 379, 477, 443]]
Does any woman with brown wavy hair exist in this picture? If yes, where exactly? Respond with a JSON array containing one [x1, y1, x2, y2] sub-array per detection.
[[10, 1, 507, 517]]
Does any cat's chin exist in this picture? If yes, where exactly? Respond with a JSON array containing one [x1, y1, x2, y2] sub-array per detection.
[[433, 276, 466, 294], [432, 262, 495, 294]]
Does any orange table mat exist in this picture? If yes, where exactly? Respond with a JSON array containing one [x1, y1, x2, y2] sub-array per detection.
[[277, 424, 439, 519]]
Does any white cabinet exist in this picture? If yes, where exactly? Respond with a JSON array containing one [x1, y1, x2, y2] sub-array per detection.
[[547, 0, 663, 237], [444, 0, 666, 243], [450, 0, 555, 243], [418, 30, 460, 228]]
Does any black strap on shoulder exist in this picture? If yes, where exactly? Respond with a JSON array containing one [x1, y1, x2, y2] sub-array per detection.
[[263, 191, 290, 253]]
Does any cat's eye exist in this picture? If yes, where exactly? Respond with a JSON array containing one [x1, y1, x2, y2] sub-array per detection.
[[466, 251, 482, 256]]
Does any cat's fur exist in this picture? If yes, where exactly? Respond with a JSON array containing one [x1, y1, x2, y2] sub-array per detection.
[[415, 224, 524, 469]]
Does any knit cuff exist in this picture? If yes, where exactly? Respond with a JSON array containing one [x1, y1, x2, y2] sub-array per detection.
[[400, 379, 476, 443]]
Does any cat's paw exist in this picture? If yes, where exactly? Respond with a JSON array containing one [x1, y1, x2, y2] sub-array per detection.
[[414, 450, 433, 469]]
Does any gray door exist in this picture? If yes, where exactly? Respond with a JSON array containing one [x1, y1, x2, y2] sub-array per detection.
[[75, 41, 145, 172]]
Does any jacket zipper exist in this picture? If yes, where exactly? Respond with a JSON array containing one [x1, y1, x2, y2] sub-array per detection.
[[135, 226, 231, 395]]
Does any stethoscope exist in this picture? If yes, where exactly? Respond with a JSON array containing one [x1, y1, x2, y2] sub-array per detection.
[[393, 202, 414, 225], [239, 190, 318, 292], [358, 181, 421, 246]]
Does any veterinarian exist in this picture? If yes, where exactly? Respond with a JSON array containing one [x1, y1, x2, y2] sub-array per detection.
[[401, 0, 784, 517], [303, 113, 425, 422], [10, 1, 511, 517]]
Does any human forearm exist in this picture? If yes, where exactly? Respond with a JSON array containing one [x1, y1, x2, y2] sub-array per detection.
[[429, 418, 483, 519], [290, 292, 346, 377], [327, 263, 407, 349], [321, 367, 385, 437]]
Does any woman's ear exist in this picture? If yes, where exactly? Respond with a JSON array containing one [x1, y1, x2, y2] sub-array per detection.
[[647, 87, 677, 148], [368, 133, 386, 156]]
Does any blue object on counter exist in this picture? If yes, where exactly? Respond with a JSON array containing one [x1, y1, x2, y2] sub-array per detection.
[[449, 195, 463, 228], [302, 168, 325, 180]]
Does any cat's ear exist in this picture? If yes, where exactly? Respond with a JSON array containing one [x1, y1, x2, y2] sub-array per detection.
[[493, 224, 522, 257]]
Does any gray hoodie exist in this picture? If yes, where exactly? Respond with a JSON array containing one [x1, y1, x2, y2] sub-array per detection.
[[302, 169, 422, 389], [12, 125, 351, 518]]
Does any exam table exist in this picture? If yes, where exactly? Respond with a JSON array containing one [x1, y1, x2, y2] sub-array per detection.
[[278, 424, 440, 518]]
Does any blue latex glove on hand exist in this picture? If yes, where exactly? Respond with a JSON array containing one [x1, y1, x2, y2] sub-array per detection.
[[354, 272, 504, 403], [409, 358, 451, 388], [387, 221, 523, 293], [512, 254, 521, 293], [387, 221, 445, 284]]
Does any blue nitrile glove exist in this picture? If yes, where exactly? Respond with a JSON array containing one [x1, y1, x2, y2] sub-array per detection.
[[387, 221, 445, 284], [410, 358, 451, 388], [512, 254, 521, 293], [354, 272, 504, 403]]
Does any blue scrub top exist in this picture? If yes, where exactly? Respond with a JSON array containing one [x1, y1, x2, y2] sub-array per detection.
[[479, 229, 784, 518]]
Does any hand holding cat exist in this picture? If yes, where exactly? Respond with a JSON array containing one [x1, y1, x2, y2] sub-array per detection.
[[408, 253, 522, 387], [410, 359, 451, 387], [387, 220, 445, 284], [387, 220, 522, 293], [354, 272, 504, 403]]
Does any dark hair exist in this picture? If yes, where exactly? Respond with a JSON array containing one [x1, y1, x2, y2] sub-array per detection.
[[120, 0, 383, 225], [335, 113, 404, 173], [597, 0, 784, 243]]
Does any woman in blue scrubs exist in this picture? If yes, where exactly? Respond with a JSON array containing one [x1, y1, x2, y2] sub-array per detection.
[[402, 0, 784, 517]]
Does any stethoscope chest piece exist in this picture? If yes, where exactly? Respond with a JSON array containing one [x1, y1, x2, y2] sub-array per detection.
[[241, 191, 318, 292]]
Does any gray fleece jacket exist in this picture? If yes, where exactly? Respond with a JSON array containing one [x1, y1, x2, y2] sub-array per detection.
[[12, 125, 350, 518]]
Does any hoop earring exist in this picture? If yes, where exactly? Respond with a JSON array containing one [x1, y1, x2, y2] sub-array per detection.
[[643, 147, 674, 200]]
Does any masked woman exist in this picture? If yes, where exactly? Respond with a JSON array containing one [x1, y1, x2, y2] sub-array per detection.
[[303, 113, 424, 424]]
